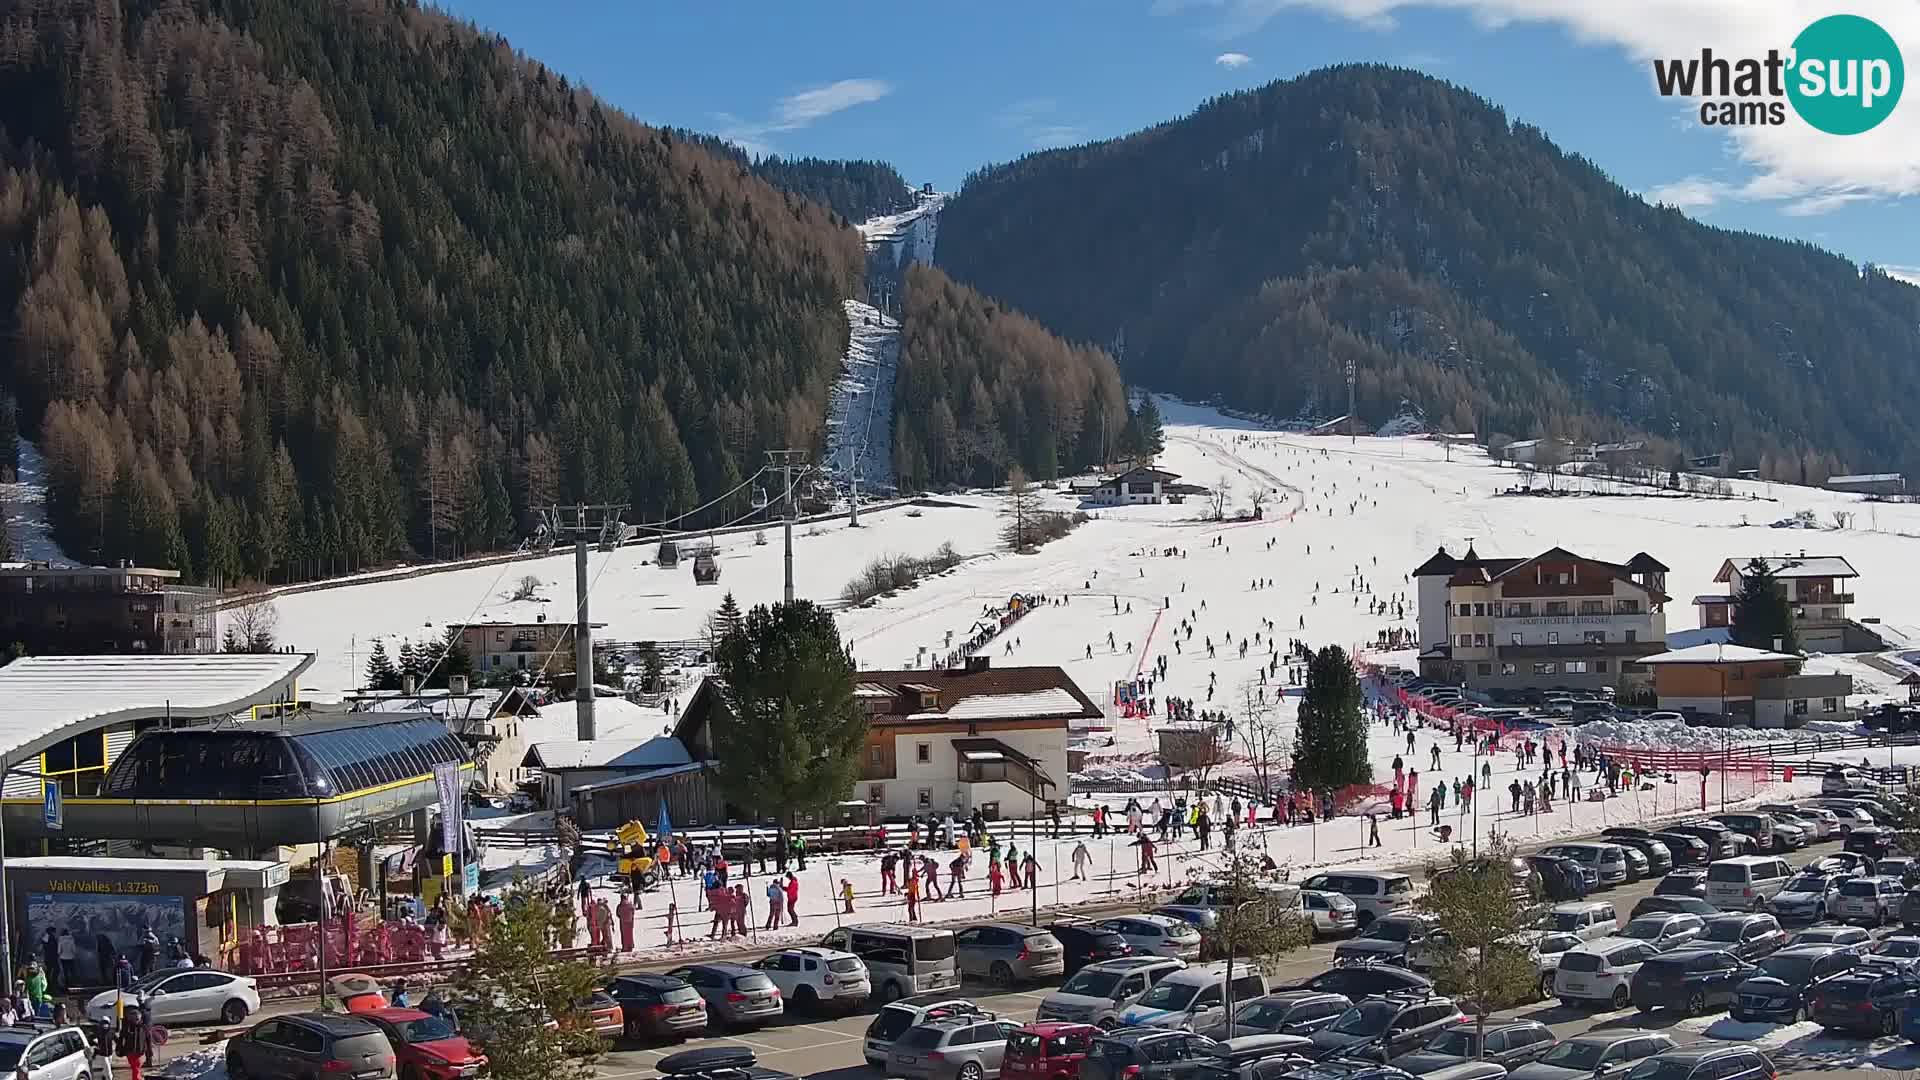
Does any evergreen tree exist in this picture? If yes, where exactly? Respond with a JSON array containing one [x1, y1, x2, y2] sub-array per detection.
[[710, 600, 866, 826], [0, 394, 17, 477], [635, 640, 665, 692], [1291, 645, 1371, 791], [0, 507, 12, 562], [396, 640, 422, 688], [1123, 395, 1166, 457], [1732, 558, 1800, 653], [708, 592, 743, 643], [435, 626, 475, 688], [365, 639, 400, 691]]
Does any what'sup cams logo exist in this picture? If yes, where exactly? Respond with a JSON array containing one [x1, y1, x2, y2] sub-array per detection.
[[1653, 14, 1905, 134]]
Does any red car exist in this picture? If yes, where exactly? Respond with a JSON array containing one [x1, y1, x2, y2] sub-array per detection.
[[365, 1007, 488, 1080], [1001, 1022, 1098, 1080]]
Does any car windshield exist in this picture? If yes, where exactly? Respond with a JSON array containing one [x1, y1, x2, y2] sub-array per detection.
[[1328, 1001, 1396, 1036], [1623, 919, 1672, 940], [1234, 1001, 1288, 1025], [1136, 982, 1200, 1011], [397, 1016, 459, 1043], [1551, 912, 1589, 932], [663, 985, 702, 1004], [1705, 922, 1745, 942], [135, 971, 177, 993], [1061, 970, 1125, 998], [1363, 921, 1415, 942], [1756, 955, 1816, 984], [1839, 881, 1881, 897], [917, 936, 958, 962], [1883, 940, 1920, 958], [1783, 875, 1827, 892], [1540, 1042, 1611, 1070], [1706, 865, 1750, 883], [1424, 1029, 1478, 1056]]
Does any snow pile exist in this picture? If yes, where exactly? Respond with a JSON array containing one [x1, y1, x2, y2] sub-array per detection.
[[1674, 1015, 1823, 1047], [157, 1040, 229, 1080], [1574, 717, 1812, 752]]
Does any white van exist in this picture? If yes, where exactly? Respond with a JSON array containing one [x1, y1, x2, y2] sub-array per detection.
[[1549, 901, 1619, 942], [1553, 937, 1661, 1010], [1299, 871, 1416, 926], [1704, 856, 1794, 912], [1115, 961, 1270, 1032], [820, 923, 958, 1003]]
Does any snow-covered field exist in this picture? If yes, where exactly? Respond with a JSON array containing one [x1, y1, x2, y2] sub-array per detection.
[[823, 299, 900, 493], [0, 439, 73, 564]]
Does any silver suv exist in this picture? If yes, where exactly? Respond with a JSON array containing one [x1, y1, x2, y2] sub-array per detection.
[[888, 1016, 1022, 1080], [1037, 956, 1187, 1028], [0, 1024, 106, 1080]]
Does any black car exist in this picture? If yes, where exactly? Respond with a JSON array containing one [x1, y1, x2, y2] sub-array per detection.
[[1664, 823, 1738, 861], [226, 1012, 396, 1080], [1648, 832, 1710, 867], [1846, 824, 1895, 859], [1048, 922, 1134, 974], [1697, 914, 1787, 962], [1389, 1019, 1555, 1074], [1308, 994, 1462, 1063], [1730, 944, 1862, 1023], [606, 972, 710, 1041], [1629, 949, 1754, 1015], [1651, 870, 1707, 898], [1508, 1031, 1676, 1080], [1332, 915, 1441, 967], [1629, 896, 1717, 921], [1199, 992, 1353, 1040], [1083, 1029, 1225, 1080], [1807, 961, 1920, 1035], [1605, 837, 1673, 877], [1527, 856, 1588, 902], [1621, 1046, 1773, 1080], [1297, 963, 1434, 1000]]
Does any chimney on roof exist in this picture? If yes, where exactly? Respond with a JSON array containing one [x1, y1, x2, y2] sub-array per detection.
[[450, 674, 469, 695], [402, 673, 417, 695], [966, 655, 991, 673]]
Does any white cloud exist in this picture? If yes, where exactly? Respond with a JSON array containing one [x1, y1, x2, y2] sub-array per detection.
[[718, 78, 893, 153], [1884, 265, 1920, 286], [1216, 51, 1254, 68], [1151, 0, 1920, 204], [999, 98, 1088, 149], [1780, 191, 1877, 216], [1645, 175, 1735, 210]]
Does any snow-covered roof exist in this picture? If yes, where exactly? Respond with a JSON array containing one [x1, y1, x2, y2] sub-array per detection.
[[1716, 556, 1859, 580], [1638, 643, 1797, 664], [1826, 473, 1903, 485], [943, 689, 1088, 721], [568, 761, 707, 794], [522, 735, 692, 771], [1693, 594, 1732, 605], [0, 653, 313, 760], [525, 696, 671, 744]]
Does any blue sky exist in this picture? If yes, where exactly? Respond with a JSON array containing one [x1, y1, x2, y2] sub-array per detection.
[[440, 1, 1915, 277]]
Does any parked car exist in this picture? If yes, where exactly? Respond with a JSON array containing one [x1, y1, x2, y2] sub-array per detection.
[[604, 973, 709, 1042], [1300, 890, 1362, 939], [84, 967, 261, 1026], [1100, 915, 1204, 960], [1539, 843, 1632, 888], [1298, 872, 1417, 927], [1628, 948, 1754, 1015], [1047, 922, 1135, 974], [577, 990, 624, 1038], [1663, 822, 1739, 862], [1621, 1047, 1773, 1080], [1556, 938, 1663, 1010], [1877, 856, 1919, 885], [1531, 932, 1585, 998], [226, 1012, 398, 1080], [1037, 957, 1186, 1029], [1001, 1023, 1099, 1080], [1697, 913, 1787, 961], [863, 996, 986, 1068], [1081, 1029, 1225, 1080], [1527, 855, 1589, 901], [1703, 856, 1793, 912], [1189, 1034, 1317, 1080], [1308, 994, 1463, 1063], [1617, 913, 1706, 951], [0, 1024, 110, 1080], [1807, 961, 1920, 1035], [1116, 962, 1268, 1033], [1787, 925, 1872, 951], [362, 1007, 485, 1080], [1765, 870, 1849, 923], [1757, 804, 1835, 840], [1507, 1031, 1675, 1080], [1629, 896, 1717, 921], [1604, 836, 1673, 877], [1391, 1019, 1555, 1073], [1901, 889, 1920, 929], [1297, 961, 1434, 1000], [1548, 902, 1619, 943], [1194, 991, 1352, 1041], [1333, 914, 1443, 967], [1617, 845, 1651, 883], [664, 963, 783, 1030], [751, 946, 870, 1012], [1651, 870, 1707, 899], [956, 924, 1068, 986], [887, 1015, 1022, 1080], [1729, 944, 1863, 1023], [1832, 876, 1906, 926], [1824, 766, 1876, 794], [1713, 813, 1787, 854], [1647, 832, 1711, 868], [1876, 935, 1920, 960], [1845, 824, 1895, 860]]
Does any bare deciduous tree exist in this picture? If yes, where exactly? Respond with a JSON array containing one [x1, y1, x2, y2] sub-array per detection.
[[1207, 474, 1233, 521], [511, 574, 542, 601], [222, 597, 280, 653], [1238, 679, 1291, 799]]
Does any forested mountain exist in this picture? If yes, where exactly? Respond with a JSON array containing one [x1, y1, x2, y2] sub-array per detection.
[[892, 263, 1126, 490], [0, 0, 865, 582], [669, 131, 915, 224], [937, 65, 1920, 479]]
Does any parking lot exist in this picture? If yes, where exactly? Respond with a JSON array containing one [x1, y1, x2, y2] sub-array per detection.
[[155, 834, 1920, 1080]]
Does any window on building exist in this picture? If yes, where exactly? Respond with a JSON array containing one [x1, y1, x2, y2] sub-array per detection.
[[1547, 632, 1560, 645], [1501, 664, 1517, 676], [1473, 634, 1488, 647], [1565, 661, 1588, 674], [1473, 603, 1486, 617], [917, 787, 933, 808], [1594, 660, 1609, 673], [1624, 630, 1637, 643], [1583, 631, 1606, 645], [869, 747, 883, 765], [1791, 699, 1808, 716], [1822, 697, 1839, 713], [1457, 634, 1472, 648], [1621, 662, 1646, 674], [916, 743, 930, 764], [1510, 633, 1523, 646], [1457, 603, 1472, 617], [1533, 662, 1560, 675], [1615, 599, 1641, 614], [1545, 601, 1570, 616], [1477, 664, 1493, 676], [1508, 603, 1533, 617], [1578, 600, 1605, 615], [868, 784, 885, 803], [1822, 607, 1840, 619]]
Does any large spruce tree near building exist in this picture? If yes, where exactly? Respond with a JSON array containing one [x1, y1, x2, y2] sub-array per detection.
[[711, 600, 867, 825], [1732, 558, 1800, 654], [1291, 645, 1372, 792]]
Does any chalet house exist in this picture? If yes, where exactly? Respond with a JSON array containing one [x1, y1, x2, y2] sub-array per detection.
[[460, 616, 607, 673], [1697, 555, 1870, 653], [1411, 545, 1670, 691], [1637, 643, 1851, 727], [1824, 473, 1906, 497], [1081, 466, 1207, 506]]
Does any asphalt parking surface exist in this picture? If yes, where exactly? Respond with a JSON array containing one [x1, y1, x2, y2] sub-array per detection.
[[154, 836, 1917, 1079]]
